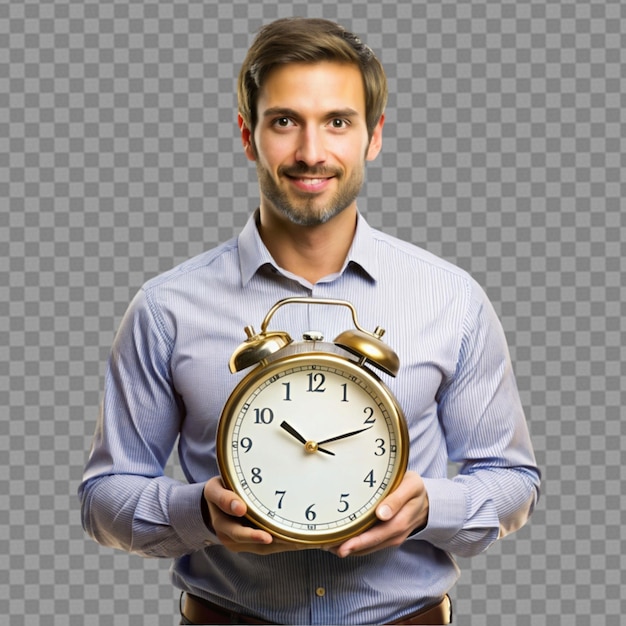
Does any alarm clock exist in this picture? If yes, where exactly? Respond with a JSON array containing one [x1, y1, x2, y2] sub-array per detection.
[[216, 297, 408, 545]]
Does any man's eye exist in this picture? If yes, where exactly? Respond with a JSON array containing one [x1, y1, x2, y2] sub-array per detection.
[[329, 119, 349, 129], [274, 117, 293, 127]]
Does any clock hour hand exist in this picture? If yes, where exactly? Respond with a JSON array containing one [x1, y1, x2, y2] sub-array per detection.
[[317, 425, 374, 446], [280, 420, 307, 444], [279, 421, 335, 456]]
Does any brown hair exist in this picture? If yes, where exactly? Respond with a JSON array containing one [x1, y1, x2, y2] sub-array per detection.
[[238, 18, 387, 140]]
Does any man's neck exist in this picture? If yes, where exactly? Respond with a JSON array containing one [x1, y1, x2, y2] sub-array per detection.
[[257, 207, 358, 285]]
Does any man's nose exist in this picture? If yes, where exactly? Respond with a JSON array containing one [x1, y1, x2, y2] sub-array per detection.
[[295, 126, 327, 166]]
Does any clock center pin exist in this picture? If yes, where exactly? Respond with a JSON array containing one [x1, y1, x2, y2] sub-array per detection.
[[305, 441, 319, 454]]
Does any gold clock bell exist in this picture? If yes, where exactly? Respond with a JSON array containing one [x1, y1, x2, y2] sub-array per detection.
[[229, 297, 400, 376]]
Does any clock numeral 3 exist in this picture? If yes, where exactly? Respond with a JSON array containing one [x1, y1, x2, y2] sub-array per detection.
[[374, 438, 386, 456]]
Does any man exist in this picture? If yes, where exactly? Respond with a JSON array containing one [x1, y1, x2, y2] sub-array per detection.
[[80, 18, 540, 625]]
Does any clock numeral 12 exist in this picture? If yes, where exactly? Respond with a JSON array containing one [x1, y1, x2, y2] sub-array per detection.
[[307, 373, 326, 393]]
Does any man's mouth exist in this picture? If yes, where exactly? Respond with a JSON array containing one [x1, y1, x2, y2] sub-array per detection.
[[281, 168, 339, 192], [286, 175, 334, 193], [291, 177, 332, 185]]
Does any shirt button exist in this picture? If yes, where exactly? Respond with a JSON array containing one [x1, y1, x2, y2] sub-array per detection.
[[315, 587, 326, 598]]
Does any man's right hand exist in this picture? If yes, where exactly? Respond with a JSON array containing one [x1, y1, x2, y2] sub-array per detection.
[[203, 477, 324, 554]]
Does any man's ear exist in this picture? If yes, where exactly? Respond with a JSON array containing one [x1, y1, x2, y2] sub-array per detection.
[[365, 114, 385, 162], [238, 114, 256, 161]]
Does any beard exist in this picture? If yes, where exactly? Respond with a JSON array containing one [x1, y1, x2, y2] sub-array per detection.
[[255, 161, 365, 227]]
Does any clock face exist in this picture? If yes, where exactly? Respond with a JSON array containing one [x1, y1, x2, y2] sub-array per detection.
[[217, 351, 408, 545]]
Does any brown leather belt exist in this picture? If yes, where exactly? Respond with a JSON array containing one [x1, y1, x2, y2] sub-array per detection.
[[182, 593, 452, 625], [390, 595, 452, 624], [181, 594, 274, 624]]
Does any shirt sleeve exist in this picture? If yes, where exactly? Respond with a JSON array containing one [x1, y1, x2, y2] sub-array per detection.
[[78, 289, 218, 558], [413, 285, 541, 557]]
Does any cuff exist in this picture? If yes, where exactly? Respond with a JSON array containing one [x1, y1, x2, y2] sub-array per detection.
[[411, 478, 467, 545], [169, 482, 219, 550]]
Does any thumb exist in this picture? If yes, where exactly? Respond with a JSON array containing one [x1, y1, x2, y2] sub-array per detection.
[[204, 477, 247, 517]]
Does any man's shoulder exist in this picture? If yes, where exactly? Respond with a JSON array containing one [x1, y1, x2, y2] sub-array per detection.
[[141, 236, 239, 293], [370, 227, 472, 283]]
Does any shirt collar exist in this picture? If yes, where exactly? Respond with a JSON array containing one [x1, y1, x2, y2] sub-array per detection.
[[238, 209, 379, 287]]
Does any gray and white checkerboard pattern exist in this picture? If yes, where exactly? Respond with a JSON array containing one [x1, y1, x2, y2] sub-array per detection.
[[1, 1, 624, 624]]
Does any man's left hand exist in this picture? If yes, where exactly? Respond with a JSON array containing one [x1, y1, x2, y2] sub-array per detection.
[[329, 471, 429, 558]]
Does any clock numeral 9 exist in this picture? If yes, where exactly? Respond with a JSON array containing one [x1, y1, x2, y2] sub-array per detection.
[[236, 437, 252, 453]]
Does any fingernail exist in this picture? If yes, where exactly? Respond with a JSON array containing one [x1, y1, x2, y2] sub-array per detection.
[[378, 504, 392, 520]]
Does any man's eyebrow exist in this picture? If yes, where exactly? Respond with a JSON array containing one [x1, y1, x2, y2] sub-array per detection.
[[262, 107, 300, 119], [262, 107, 360, 119]]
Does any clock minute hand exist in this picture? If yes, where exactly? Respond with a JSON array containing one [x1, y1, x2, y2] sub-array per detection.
[[317, 425, 374, 446], [279, 421, 335, 456]]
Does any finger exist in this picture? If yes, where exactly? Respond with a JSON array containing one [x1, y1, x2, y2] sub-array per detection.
[[208, 501, 274, 547], [332, 522, 393, 558]]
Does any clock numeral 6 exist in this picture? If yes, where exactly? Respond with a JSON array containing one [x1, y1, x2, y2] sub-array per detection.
[[305, 504, 317, 521]]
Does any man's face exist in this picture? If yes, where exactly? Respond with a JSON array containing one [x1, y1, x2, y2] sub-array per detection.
[[240, 61, 383, 227]]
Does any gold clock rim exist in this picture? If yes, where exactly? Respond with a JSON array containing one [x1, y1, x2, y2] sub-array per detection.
[[216, 350, 409, 545]]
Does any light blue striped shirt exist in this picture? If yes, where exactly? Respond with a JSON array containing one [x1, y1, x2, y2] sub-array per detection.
[[80, 211, 540, 624]]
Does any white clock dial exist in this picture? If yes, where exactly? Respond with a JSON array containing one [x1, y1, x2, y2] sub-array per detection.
[[217, 351, 408, 544]]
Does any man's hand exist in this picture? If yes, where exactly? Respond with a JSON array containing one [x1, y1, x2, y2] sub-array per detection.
[[203, 477, 324, 554], [203, 471, 428, 557], [329, 471, 430, 558]]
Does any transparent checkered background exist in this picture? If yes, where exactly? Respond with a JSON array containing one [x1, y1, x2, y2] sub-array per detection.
[[1, 0, 624, 624]]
